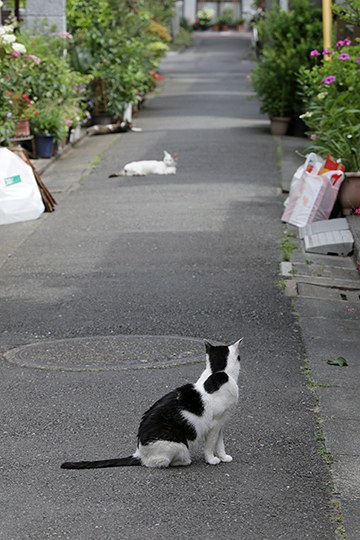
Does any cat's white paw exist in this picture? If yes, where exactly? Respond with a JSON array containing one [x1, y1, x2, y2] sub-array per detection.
[[206, 456, 221, 465], [219, 454, 233, 463]]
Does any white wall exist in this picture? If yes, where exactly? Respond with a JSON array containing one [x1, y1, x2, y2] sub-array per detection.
[[183, 0, 197, 22], [24, 0, 66, 33]]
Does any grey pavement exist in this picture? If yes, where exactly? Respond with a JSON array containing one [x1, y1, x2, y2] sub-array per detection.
[[0, 32, 359, 540]]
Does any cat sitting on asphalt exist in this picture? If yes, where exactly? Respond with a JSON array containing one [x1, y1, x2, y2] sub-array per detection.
[[108, 150, 177, 177], [61, 338, 243, 470]]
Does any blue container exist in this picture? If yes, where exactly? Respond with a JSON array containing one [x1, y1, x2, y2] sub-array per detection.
[[35, 135, 54, 158]]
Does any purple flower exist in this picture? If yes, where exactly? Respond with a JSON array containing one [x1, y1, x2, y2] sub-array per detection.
[[356, 57, 360, 64], [337, 39, 351, 47], [310, 49, 320, 57], [321, 75, 336, 85], [338, 53, 350, 60]]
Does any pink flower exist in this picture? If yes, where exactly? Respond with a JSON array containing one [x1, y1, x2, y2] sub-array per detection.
[[24, 54, 41, 64], [356, 57, 360, 64], [321, 75, 336, 85], [310, 49, 321, 57], [310, 134, 319, 140], [344, 38, 351, 46], [10, 51, 21, 58], [354, 208, 360, 216], [338, 53, 350, 60]]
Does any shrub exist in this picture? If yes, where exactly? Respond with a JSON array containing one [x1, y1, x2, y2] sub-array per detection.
[[173, 27, 193, 49], [252, 0, 323, 117], [299, 41, 360, 171]]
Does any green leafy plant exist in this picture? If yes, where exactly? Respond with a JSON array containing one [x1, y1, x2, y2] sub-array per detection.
[[252, 0, 323, 117], [66, 1, 171, 119], [333, 0, 360, 25], [30, 101, 68, 142], [173, 27, 193, 49], [327, 356, 349, 367], [179, 17, 193, 32], [299, 42, 360, 171], [218, 8, 234, 27], [0, 21, 38, 142], [280, 231, 297, 261], [252, 48, 298, 116]]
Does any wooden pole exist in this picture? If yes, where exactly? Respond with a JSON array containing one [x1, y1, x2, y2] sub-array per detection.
[[322, 0, 332, 56]]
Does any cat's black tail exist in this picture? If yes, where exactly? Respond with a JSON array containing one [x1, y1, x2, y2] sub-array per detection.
[[61, 455, 141, 469], [108, 170, 125, 178]]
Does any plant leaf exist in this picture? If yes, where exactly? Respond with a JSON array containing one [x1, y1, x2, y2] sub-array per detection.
[[327, 356, 348, 367]]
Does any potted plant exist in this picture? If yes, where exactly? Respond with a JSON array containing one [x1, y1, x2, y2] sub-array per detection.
[[195, 8, 215, 30], [234, 17, 245, 32], [0, 22, 39, 141], [252, 0, 323, 134], [30, 101, 68, 158], [299, 41, 360, 214], [4, 91, 37, 137], [252, 48, 295, 134], [219, 8, 234, 31]]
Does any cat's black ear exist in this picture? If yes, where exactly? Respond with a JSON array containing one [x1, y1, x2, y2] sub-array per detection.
[[204, 340, 213, 353]]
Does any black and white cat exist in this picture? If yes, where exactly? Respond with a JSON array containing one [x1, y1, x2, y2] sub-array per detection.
[[61, 338, 243, 470], [109, 150, 177, 177]]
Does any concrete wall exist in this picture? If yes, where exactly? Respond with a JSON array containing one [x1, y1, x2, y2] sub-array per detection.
[[172, 0, 184, 36], [183, 0, 197, 22], [24, 0, 66, 33]]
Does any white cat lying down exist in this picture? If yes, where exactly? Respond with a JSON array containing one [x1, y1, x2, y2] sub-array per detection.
[[109, 150, 177, 177]]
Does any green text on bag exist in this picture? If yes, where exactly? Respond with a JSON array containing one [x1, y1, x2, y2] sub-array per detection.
[[4, 175, 22, 186]]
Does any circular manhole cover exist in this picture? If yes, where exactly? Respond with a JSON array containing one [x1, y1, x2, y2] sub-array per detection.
[[4, 334, 207, 372]]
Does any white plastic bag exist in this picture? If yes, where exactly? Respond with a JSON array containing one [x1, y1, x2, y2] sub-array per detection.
[[0, 148, 45, 225], [281, 168, 344, 227], [284, 153, 323, 207]]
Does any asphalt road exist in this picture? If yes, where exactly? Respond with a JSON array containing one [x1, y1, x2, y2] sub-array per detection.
[[0, 33, 335, 539]]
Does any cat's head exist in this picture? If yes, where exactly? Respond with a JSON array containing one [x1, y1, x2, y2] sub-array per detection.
[[163, 150, 177, 167], [204, 338, 243, 380]]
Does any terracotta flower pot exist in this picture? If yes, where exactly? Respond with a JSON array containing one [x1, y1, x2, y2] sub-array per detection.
[[338, 173, 360, 215], [14, 119, 30, 138], [270, 116, 291, 136]]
